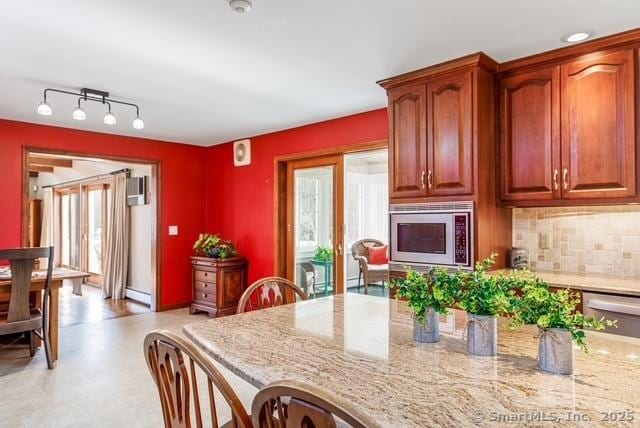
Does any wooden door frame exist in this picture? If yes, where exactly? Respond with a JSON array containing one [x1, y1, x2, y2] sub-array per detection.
[[273, 139, 388, 293], [21, 147, 163, 312]]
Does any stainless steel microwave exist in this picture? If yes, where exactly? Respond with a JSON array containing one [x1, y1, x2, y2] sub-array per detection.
[[389, 202, 474, 269]]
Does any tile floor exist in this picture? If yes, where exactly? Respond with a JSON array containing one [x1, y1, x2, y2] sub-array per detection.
[[0, 309, 258, 428]]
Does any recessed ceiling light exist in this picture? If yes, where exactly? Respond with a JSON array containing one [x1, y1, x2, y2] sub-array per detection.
[[562, 31, 592, 43]]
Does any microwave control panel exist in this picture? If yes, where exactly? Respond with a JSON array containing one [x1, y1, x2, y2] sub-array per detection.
[[454, 214, 470, 266]]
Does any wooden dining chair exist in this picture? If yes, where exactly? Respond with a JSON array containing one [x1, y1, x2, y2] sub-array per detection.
[[144, 330, 253, 428], [0, 247, 54, 369], [236, 277, 308, 314], [252, 380, 377, 428]]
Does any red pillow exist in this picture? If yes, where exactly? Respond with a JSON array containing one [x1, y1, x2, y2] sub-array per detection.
[[367, 245, 389, 265]]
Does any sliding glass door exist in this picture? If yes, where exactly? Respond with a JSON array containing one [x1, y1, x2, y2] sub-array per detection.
[[286, 155, 345, 298], [56, 181, 110, 285]]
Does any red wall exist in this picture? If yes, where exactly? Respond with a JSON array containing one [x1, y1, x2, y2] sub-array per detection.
[[204, 108, 388, 283], [0, 119, 206, 309]]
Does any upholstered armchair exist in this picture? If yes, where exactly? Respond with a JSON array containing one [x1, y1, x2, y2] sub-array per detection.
[[350, 239, 389, 295]]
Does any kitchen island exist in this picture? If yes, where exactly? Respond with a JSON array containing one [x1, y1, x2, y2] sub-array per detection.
[[184, 293, 640, 427]]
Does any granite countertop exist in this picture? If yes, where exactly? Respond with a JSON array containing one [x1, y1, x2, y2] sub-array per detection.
[[501, 269, 640, 297], [184, 294, 640, 427]]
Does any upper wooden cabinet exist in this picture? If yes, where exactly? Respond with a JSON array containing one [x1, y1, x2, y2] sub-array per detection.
[[561, 49, 636, 199], [388, 84, 427, 199], [427, 71, 474, 196], [500, 67, 560, 202], [380, 54, 495, 202], [499, 46, 638, 205]]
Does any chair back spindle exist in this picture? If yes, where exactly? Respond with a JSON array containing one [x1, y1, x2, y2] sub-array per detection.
[[144, 330, 252, 428], [236, 277, 308, 314]]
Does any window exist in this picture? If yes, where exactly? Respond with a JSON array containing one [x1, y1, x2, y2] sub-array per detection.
[[296, 177, 319, 250], [58, 189, 80, 269]]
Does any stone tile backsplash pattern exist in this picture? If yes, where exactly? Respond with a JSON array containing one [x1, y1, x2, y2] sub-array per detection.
[[513, 206, 640, 277]]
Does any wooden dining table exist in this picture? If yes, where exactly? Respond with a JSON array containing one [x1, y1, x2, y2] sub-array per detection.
[[0, 268, 90, 362], [184, 293, 640, 427]]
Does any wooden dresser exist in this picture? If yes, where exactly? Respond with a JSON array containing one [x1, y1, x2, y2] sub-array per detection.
[[189, 256, 248, 317]]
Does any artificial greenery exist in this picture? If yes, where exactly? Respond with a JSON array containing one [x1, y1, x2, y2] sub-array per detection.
[[193, 233, 237, 259], [510, 278, 617, 352], [455, 253, 515, 317], [391, 266, 456, 326], [193, 233, 221, 255], [313, 246, 333, 262]]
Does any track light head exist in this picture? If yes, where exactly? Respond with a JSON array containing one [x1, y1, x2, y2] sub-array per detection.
[[37, 101, 52, 116], [72, 107, 86, 121], [104, 111, 117, 125], [132, 116, 144, 130]]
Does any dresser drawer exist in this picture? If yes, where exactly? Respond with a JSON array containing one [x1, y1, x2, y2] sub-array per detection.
[[194, 290, 216, 303], [195, 280, 215, 293], [194, 270, 216, 283]]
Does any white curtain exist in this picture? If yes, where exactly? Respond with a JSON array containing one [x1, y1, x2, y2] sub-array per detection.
[[40, 188, 54, 265], [103, 172, 130, 299]]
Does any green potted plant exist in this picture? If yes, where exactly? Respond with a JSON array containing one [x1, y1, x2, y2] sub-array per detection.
[[391, 266, 456, 343], [313, 246, 333, 262], [455, 254, 514, 356], [193, 233, 237, 259], [510, 279, 616, 374]]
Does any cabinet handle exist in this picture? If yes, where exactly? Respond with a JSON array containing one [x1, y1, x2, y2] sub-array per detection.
[[427, 170, 433, 189], [563, 168, 569, 191], [421, 171, 426, 189], [553, 169, 559, 191]]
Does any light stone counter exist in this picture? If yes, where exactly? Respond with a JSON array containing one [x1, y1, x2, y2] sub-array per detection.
[[184, 294, 640, 427]]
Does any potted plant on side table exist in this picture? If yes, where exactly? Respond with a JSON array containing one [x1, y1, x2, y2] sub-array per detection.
[[391, 266, 456, 343], [455, 254, 514, 356], [510, 279, 617, 375], [193, 233, 237, 259]]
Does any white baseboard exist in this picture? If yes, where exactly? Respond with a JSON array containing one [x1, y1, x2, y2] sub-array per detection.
[[125, 288, 151, 305]]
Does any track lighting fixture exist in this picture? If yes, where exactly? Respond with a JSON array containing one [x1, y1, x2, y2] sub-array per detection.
[[36, 87, 144, 130]]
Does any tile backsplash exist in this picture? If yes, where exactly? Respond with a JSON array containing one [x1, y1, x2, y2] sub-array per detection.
[[512, 206, 640, 277]]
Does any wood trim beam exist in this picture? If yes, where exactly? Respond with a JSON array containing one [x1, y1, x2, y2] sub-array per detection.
[[29, 171, 39, 178], [29, 165, 54, 173], [29, 156, 73, 168]]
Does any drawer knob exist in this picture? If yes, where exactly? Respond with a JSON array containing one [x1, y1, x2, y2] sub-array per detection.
[[204, 272, 208, 276], [203, 294, 208, 298]]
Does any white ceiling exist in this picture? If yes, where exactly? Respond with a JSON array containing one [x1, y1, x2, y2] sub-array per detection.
[[0, 1, 638, 147]]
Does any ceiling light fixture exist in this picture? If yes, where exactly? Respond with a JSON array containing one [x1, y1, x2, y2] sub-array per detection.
[[561, 31, 593, 43], [72, 99, 86, 121], [37, 100, 52, 116], [103, 104, 117, 125], [229, 0, 252, 13], [132, 116, 145, 130], [36, 87, 145, 130]]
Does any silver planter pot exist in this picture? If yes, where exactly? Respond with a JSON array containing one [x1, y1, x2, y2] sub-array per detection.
[[467, 313, 498, 356], [538, 328, 575, 375], [413, 308, 440, 343]]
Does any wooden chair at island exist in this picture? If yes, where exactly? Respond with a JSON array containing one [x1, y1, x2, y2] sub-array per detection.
[[252, 380, 377, 428], [143, 329, 253, 428], [236, 277, 308, 314], [351, 239, 389, 295], [0, 247, 54, 369]]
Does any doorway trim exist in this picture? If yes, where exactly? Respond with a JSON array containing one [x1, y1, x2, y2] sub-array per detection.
[[273, 139, 388, 284], [21, 146, 163, 312]]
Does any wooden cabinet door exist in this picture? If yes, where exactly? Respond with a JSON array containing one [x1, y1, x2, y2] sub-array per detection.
[[560, 49, 637, 199], [499, 67, 561, 202], [426, 71, 473, 196], [388, 84, 427, 199]]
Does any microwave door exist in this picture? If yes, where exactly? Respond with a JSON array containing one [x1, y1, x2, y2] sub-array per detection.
[[391, 213, 454, 265]]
